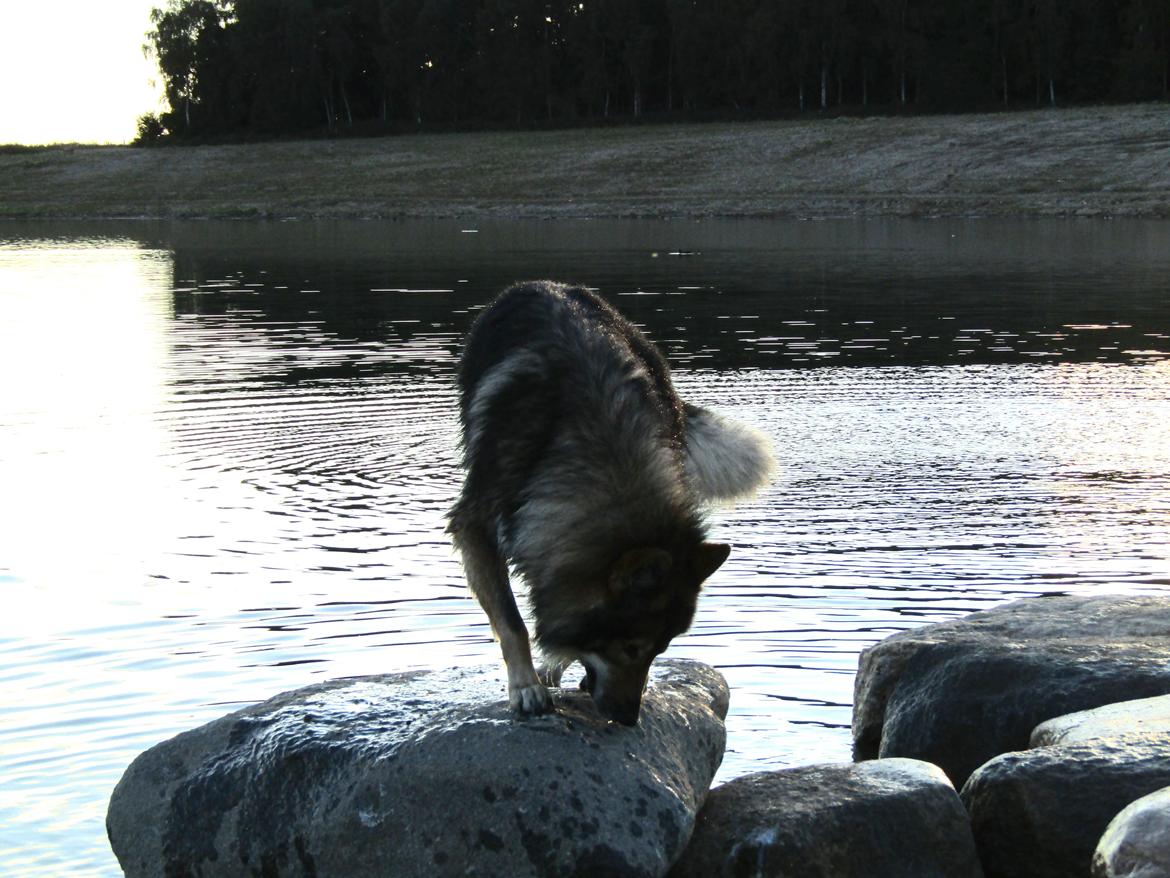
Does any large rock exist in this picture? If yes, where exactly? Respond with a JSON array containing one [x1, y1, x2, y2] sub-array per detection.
[[1093, 786, 1170, 878], [961, 736, 1170, 878], [1028, 698, 1170, 878], [669, 759, 983, 878], [1032, 694, 1170, 747], [107, 660, 729, 878], [852, 595, 1170, 786]]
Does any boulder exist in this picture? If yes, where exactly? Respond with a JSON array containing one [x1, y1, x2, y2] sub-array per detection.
[[1024, 697, 1170, 878], [852, 595, 1170, 786], [1032, 693, 1170, 747], [1093, 786, 1170, 878], [961, 736, 1170, 878], [107, 659, 729, 878], [669, 758, 983, 878]]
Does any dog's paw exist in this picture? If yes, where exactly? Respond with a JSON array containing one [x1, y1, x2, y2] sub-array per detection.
[[510, 681, 553, 716]]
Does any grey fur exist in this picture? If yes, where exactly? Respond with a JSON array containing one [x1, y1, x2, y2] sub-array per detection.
[[684, 406, 775, 502]]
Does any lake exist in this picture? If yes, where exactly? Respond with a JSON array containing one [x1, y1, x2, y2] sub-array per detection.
[[2, 218, 1169, 875]]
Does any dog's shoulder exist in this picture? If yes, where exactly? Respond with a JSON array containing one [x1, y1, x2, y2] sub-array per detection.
[[459, 281, 565, 389]]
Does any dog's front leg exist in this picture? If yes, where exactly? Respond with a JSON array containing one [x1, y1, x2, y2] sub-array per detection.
[[499, 624, 550, 716], [452, 523, 552, 716]]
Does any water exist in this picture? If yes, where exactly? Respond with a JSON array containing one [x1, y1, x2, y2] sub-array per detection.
[[1, 219, 1169, 875]]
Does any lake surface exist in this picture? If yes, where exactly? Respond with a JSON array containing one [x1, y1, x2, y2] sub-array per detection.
[[2, 218, 1169, 875]]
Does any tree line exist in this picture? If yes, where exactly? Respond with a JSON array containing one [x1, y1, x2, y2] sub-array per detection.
[[142, 0, 1170, 140]]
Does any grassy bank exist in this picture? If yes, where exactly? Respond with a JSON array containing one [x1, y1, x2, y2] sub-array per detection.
[[2, 104, 1169, 221]]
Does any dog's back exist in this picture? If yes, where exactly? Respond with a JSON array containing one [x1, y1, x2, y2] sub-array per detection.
[[458, 281, 678, 423], [457, 279, 685, 453]]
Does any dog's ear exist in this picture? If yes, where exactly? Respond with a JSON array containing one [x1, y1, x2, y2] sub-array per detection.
[[693, 542, 731, 583], [609, 548, 673, 595]]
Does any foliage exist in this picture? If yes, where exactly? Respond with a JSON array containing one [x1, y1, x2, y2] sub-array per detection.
[[133, 113, 169, 145], [144, 0, 1170, 139]]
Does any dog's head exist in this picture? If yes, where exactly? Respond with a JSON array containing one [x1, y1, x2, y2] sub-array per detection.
[[537, 542, 729, 725]]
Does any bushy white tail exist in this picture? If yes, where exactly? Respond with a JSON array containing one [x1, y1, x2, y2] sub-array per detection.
[[683, 406, 775, 502]]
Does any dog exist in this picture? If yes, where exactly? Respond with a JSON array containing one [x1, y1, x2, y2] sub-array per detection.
[[448, 281, 773, 724]]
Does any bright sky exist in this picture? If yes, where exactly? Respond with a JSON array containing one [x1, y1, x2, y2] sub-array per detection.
[[0, 1, 164, 145]]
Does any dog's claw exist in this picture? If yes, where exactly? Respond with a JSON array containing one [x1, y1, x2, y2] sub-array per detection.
[[510, 682, 553, 716]]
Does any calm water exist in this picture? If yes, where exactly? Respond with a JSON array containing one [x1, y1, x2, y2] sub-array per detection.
[[2, 219, 1169, 875]]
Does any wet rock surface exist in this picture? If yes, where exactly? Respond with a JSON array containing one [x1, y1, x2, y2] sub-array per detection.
[[107, 659, 728, 878], [961, 736, 1170, 878], [669, 758, 983, 878], [1093, 786, 1170, 878], [852, 595, 1170, 786], [1032, 693, 1170, 748]]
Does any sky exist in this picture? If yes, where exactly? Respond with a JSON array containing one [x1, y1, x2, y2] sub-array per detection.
[[0, 1, 164, 145]]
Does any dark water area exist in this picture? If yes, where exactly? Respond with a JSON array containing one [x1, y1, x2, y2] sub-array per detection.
[[92, 218, 1170, 369], [1, 218, 1168, 875]]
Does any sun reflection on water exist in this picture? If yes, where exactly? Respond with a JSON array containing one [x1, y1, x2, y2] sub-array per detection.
[[0, 244, 179, 594]]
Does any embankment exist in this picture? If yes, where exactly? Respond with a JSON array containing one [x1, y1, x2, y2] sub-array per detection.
[[2, 103, 1168, 221]]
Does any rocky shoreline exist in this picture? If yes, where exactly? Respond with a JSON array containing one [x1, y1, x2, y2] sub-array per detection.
[[108, 595, 1170, 876]]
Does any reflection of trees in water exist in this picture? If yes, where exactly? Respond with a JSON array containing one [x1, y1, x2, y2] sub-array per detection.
[[142, 219, 1170, 381]]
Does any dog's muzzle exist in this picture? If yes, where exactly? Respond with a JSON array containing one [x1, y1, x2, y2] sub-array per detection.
[[581, 656, 647, 726]]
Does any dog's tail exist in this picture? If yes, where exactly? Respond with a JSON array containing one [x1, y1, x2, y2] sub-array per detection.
[[683, 404, 775, 503]]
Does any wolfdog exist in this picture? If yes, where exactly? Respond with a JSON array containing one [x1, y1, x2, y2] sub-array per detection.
[[448, 281, 772, 725]]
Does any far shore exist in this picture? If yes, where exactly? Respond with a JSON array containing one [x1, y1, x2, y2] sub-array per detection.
[[2, 103, 1169, 222]]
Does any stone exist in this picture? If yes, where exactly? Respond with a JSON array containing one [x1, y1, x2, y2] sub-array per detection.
[[852, 595, 1170, 786], [961, 736, 1170, 878], [107, 659, 729, 878], [1093, 786, 1170, 878], [1032, 694, 1170, 747], [669, 758, 983, 878]]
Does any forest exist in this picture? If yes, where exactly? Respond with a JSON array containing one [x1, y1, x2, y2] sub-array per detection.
[[142, 0, 1170, 140]]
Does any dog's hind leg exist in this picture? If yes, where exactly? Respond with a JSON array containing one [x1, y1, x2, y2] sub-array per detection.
[[451, 520, 552, 716], [537, 661, 565, 688]]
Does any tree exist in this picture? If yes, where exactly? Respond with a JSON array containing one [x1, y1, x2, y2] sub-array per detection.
[[1117, 0, 1170, 99], [143, 0, 1170, 141], [133, 112, 167, 144], [146, 0, 230, 134]]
